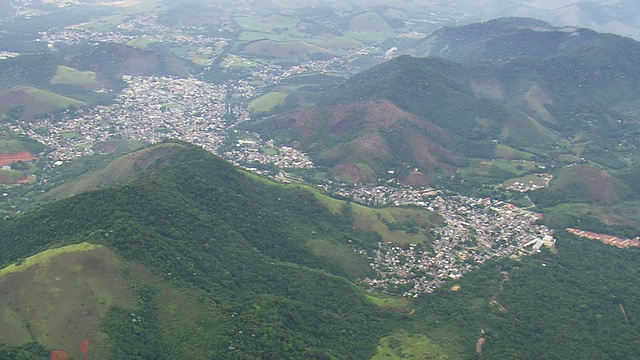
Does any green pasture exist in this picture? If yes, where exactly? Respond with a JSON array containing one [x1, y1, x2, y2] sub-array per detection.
[[248, 92, 288, 114], [306, 238, 372, 278], [261, 147, 278, 156], [221, 54, 261, 68], [0, 242, 101, 276], [74, 14, 131, 31], [240, 39, 333, 62], [61, 132, 84, 140], [241, 171, 441, 244], [0, 139, 36, 154], [349, 12, 393, 33], [50, 65, 98, 86], [234, 14, 300, 33], [127, 35, 157, 49], [495, 144, 535, 160], [21, 85, 85, 108], [373, 330, 450, 360], [480, 160, 538, 175], [503, 174, 549, 187]]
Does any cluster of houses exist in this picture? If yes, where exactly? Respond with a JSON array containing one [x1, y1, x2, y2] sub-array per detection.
[[360, 194, 555, 297]]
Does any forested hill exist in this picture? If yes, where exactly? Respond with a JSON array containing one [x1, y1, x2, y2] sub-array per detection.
[[246, 18, 640, 205], [1, 141, 640, 359], [0, 141, 388, 358]]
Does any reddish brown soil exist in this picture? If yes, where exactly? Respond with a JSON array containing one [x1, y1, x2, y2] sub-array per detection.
[[80, 339, 89, 360], [0, 151, 35, 166], [50, 350, 70, 360], [567, 166, 619, 205], [331, 162, 363, 182]]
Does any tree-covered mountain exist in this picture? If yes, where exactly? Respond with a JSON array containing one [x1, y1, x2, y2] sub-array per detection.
[[1, 141, 640, 359], [245, 18, 640, 231]]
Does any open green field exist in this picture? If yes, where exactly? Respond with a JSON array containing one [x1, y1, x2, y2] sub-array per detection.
[[0, 139, 40, 154], [21, 86, 85, 107], [234, 14, 300, 33], [306, 238, 372, 278], [73, 13, 131, 31], [0, 86, 85, 120], [248, 92, 288, 114], [373, 330, 450, 360], [127, 35, 157, 50], [261, 147, 278, 156], [350, 204, 442, 245], [495, 144, 535, 160], [477, 160, 538, 176], [503, 173, 550, 188], [221, 54, 261, 68], [349, 12, 394, 33], [61, 132, 84, 140], [0, 243, 134, 359], [50, 66, 98, 86], [241, 39, 333, 62], [365, 292, 409, 309]]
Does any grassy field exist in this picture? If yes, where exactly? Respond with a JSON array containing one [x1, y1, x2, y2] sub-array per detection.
[[364, 292, 409, 309], [248, 92, 288, 114], [0, 139, 38, 154], [503, 173, 550, 188], [21, 86, 85, 107], [261, 147, 278, 156], [221, 54, 261, 68], [349, 12, 393, 33], [0, 243, 135, 359], [306, 238, 372, 278], [350, 204, 442, 245], [234, 14, 300, 34], [0, 86, 85, 119], [373, 330, 450, 360], [61, 132, 84, 140], [127, 35, 157, 50], [495, 144, 536, 160], [50, 65, 98, 86], [241, 39, 333, 62]]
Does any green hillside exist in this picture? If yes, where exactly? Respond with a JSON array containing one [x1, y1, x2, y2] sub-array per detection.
[[1, 142, 640, 358]]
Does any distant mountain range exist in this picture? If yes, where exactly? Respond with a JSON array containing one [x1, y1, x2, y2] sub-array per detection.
[[246, 17, 640, 230]]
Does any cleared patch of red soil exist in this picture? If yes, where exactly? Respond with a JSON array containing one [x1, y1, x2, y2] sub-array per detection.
[[51, 350, 70, 360], [332, 162, 363, 183], [0, 151, 35, 166], [80, 339, 89, 360]]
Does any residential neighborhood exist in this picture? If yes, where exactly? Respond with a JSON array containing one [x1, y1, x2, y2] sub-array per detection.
[[353, 192, 555, 297]]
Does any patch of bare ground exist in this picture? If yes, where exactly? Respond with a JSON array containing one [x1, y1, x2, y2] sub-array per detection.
[[0, 151, 36, 166], [331, 162, 364, 183], [575, 167, 619, 205], [409, 133, 457, 171]]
